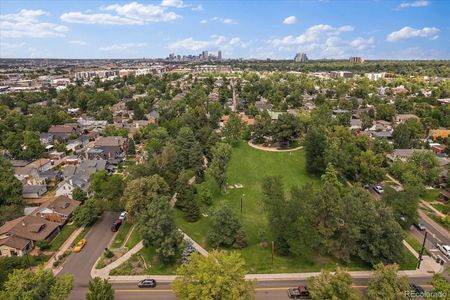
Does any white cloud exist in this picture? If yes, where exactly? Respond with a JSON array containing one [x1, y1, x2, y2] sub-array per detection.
[[387, 26, 439, 41], [349, 36, 375, 50], [200, 19, 207, 24], [398, 1, 430, 8], [61, 2, 180, 25], [69, 40, 86, 45], [283, 16, 297, 25], [1, 9, 68, 38], [168, 35, 248, 52], [270, 24, 353, 46], [99, 42, 146, 51], [0, 42, 26, 49], [161, 0, 185, 8], [192, 4, 204, 11], [211, 16, 238, 25]]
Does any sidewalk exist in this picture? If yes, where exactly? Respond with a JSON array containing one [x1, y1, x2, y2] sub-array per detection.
[[44, 225, 85, 275], [181, 231, 208, 256], [421, 200, 446, 219], [92, 240, 144, 279]]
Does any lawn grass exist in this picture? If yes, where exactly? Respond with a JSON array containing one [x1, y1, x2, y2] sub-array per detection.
[[49, 224, 77, 251], [111, 223, 132, 249], [432, 203, 450, 215], [399, 245, 418, 270], [422, 189, 442, 202], [125, 226, 141, 249]]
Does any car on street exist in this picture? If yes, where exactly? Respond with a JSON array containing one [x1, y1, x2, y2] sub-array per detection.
[[287, 286, 309, 298], [437, 244, 450, 258], [138, 279, 157, 288], [111, 220, 122, 232], [414, 223, 426, 231], [409, 283, 425, 297], [373, 185, 384, 194], [73, 239, 86, 252], [119, 211, 127, 220]]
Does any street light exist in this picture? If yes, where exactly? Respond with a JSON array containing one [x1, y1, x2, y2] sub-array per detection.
[[240, 193, 245, 214]]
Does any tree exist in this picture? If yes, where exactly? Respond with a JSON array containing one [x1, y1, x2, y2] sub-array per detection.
[[223, 113, 245, 146], [367, 263, 409, 300], [137, 197, 182, 264], [426, 272, 450, 300], [305, 126, 328, 175], [321, 163, 343, 188], [0, 267, 73, 300], [174, 127, 204, 176], [121, 175, 170, 221], [71, 187, 87, 203], [273, 113, 300, 147], [152, 142, 180, 189], [356, 150, 385, 184], [197, 185, 213, 205], [0, 158, 22, 207], [86, 277, 114, 300], [206, 142, 232, 191], [393, 123, 413, 148], [0, 256, 28, 289], [72, 199, 99, 227], [308, 267, 361, 300], [376, 104, 396, 121], [208, 204, 246, 248], [408, 151, 442, 186], [383, 186, 419, 228], [172, 250, 255, 300], [127, 139, 136, 155], [252, 111, 272, 144], [89, 171, 124, 202]]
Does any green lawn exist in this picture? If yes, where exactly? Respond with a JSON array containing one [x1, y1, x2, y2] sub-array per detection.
[[111, 223, 133, 249], [49, 224, 77, 251], [422, 189, 442, 202], [432, 203, 450, 215], [125, 226, 141, 249], [399, 245, 418, 270]]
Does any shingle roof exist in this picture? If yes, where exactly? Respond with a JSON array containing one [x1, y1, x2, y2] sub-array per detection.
[[0, 215, 59, 241], [36, 196, 80, 217], [0, 236, 30, 250]]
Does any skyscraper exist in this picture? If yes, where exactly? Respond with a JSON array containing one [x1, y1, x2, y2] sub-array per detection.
[[349, 56, 364, 63], [218, 50, 222, 60], [294, 53, 308, 63], [202, 51, 208, 60]]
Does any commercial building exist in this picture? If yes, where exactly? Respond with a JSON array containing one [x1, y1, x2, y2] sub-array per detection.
[[294, 53, 308, 63], [349, 56, 364, 63]]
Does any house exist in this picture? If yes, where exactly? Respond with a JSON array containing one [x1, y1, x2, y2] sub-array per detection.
[[370, 131, 393, 140], [440, 189, 450, 202], [48, 125, 77, 141], [22, 185, 47, 199], [0, 215, 60, 257], [395, 114, 419, 124], [33, 196, 80, 224], [350, 119, 362, 131], [56, 176, 89, 198], [63, 159, 107, 179], [85, 136, 128, 160], [386, 149, 430, 163], [220, 114, 256, 127], [39, 132, 54, 145]]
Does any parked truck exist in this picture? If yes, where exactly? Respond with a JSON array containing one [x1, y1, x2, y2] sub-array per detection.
[[287, 286, 310, 299]]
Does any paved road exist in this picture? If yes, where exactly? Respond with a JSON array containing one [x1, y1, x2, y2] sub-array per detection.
[[59, 212, 118, 300], [112, 277, 433, 300]]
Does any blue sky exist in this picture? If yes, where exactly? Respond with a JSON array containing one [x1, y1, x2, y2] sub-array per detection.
[[0, 0, 449, 59]]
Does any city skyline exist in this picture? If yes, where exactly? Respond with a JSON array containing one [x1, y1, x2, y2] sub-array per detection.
[[1, 0, 449, 60]]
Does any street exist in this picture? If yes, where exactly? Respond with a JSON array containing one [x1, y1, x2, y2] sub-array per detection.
[[111, 277, 434, 300], [59, 212, 119, 300]]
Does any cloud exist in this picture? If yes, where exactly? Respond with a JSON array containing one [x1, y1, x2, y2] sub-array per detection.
[[387, 26, 439, 41], [398, 1, 430, 8], [99, 42, 146, 51], [200, 19, 207, 24], [69, 40, 86, 45], [270, 24, 353, 46], [1, 9, 68, 38], [349, 36, 375, 50], [211, 16, 238, 25], [61, 2, 180, 25], [283, 16, 297, 25], [168, 36, 248, 52], [0, 42, 26, 49], [161, 0, 186, 8], [192, 4, 204, 11]]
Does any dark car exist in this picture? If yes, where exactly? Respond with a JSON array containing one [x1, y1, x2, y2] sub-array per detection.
[[138, 279, 157, 288], [111, 220, 122, 232], [409, 283, 425, 295]]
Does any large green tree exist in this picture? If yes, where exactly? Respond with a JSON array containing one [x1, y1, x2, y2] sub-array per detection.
[[208, 204, 247, 249], [172, 250, 255, 300], [304, 125, 328, 175], [86, 277, 114, 300], [367, 263, 409, 300], [308, 267, 361, 300], [206, 142, 232, 191], [272, 113, 300, 147]]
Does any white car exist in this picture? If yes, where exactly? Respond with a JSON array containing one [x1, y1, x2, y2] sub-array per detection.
[[374, 185, 384, 194], [437, 244, 450, 258], [119, 211, 127, 220]]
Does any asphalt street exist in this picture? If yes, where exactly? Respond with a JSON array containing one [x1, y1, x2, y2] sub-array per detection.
[[111, 277, 434, 300], [59, 212, 119, 300]]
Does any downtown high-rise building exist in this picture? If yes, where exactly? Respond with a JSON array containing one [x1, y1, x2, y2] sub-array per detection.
[[294, 53, 308, 63], [202, 50, 209, 60], [218, 50, 222, 60]]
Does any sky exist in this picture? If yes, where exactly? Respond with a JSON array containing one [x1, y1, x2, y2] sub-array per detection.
[[0, 0, 449, 60]]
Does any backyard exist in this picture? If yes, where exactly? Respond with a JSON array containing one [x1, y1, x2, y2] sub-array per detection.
[[174, 142, 418, 273]]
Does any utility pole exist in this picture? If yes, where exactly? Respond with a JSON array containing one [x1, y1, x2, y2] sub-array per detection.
[[417, 231, 428, 269], [240, 194, 244, 214], [271, 241, 275, 267]]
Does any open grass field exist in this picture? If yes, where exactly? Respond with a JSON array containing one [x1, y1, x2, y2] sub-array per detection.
[[175, 142, 416, 272]]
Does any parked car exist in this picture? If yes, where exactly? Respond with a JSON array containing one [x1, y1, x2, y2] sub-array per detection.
[[119, 211, 127, 220], [409, 283, 425, 295], [287, 286, 309, 298], [111, 220, 122, 232], [363, 183, 370, 189], [73, 239, 86, 252], [437, 243, 450, 258], [138, 279, 157, 288], [374, 185, 384, 194], [414, 223, 426, 231]]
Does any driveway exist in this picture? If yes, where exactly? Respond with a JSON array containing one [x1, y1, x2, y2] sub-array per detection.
[[59, 211, 118, 300]]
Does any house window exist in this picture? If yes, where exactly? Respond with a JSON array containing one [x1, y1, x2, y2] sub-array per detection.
[[10, 250, 17, 256]]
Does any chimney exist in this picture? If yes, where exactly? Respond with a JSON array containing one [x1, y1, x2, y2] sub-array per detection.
[[21, 221, 26, 226]]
